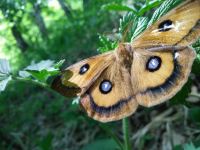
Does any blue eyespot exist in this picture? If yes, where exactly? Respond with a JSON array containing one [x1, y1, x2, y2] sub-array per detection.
[[99, 80, 112, 94], [146, 56, 162, 72]]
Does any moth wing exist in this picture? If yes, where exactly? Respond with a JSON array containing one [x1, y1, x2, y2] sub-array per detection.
[[51, 52, 115, 97], [131, 47, 196, 107], [80, 60, 138, 122], [132, 0, 200, 49]]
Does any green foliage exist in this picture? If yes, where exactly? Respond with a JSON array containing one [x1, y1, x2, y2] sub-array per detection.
[[22, 59, 64, 82], [98, 34, 118, 53], [102, 3, 137, 13]]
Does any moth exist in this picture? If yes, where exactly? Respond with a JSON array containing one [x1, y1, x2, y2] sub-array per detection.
[[52, 0, 200, 122]]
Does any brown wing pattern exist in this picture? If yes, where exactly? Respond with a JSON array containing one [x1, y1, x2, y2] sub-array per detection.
[[131, 47, 196, 107], [132, 0, 200, 49], [52, 52, 115, 97], [80, 57, 138, 122]]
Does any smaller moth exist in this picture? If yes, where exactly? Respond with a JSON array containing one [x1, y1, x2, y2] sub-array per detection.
[[52, 0, 200, 122]]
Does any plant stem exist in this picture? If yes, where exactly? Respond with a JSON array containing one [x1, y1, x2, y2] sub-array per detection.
[[122, 117, 131, 150]]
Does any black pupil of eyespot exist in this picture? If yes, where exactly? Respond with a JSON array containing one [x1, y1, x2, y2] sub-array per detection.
[[158, 20, 173, 32], [99, 80, 112, 94], [146, 56, 161, 72], [79, 64, 89, 75]]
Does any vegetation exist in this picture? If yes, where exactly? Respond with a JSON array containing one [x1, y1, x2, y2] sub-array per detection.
[[0, 0, 200, 149]]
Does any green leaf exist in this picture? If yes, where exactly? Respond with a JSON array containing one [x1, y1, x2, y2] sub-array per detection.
[[54, 59, 65, 69], [138, 0, 163, 16], [20, 60, 62, 82], [0, 59, 10, 75], [26, 70, 59, 82], [98, 35, 117, 53], [131, 17, 148, 40], [102, 3, 137, 13], [25, 60, 56, 72], [0, 76, 12, 92], [18, 70, 31, 78], [119, 12, 137, 41]]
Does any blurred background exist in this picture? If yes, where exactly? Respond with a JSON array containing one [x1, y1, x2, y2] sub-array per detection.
[[0, 0, 200, 150]]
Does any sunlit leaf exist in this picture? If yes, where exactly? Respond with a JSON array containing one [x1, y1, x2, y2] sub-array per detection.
[[21, 60, 61, 82], [25, 60, 56, 72], [0, 59, 10, 75], [0, 76, 12, 92], [0, 59, 12, 92], [102, 3, 137, 13], [138, 0, 163, 16]]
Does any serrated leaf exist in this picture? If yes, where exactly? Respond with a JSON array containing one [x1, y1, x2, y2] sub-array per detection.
[[0, 76, 12, 92], [26, 70, 59, 82], [119, 12, 136, 36], [138, 0, 163, 16], [21, 60, 61, 82], [102, 3, 137, 13], [131, 17, 148, 40], [25, 60, 56, 72]]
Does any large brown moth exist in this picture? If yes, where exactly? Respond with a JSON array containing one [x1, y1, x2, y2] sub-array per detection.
[[52, 0, 200, 122]]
